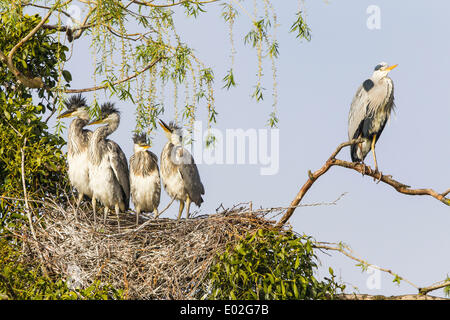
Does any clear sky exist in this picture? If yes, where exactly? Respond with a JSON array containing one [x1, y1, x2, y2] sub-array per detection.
[[50, 0, 450, 297]]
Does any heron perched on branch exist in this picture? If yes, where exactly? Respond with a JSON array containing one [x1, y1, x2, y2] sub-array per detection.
[[57, 94, 93, 207], [87, 102, 130, 228], [159, 120, 204, 220], [348, 62, 398, 173], [129, 133, 161, 225]]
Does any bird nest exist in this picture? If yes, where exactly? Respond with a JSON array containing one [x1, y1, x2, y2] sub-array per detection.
[[20, 200, 281, 299]]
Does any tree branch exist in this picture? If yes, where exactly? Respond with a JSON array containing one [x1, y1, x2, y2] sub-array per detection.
[[60, 57, 163, 93], [419, 280, 450, 295], [0, 1, 72, 88], [314, 242, 419, 290], [276, 139, 450, 228]]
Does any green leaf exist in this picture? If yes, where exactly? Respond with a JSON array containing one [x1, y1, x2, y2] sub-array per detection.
[[62, 70, 72, 82]]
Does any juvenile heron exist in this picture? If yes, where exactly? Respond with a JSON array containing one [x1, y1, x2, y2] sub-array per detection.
[[159, 120, 204, 220], [129, 133, 161, 225], [57, 94, 93, 207], [348, 62, 398, 173], [87, 102, 130, 228]]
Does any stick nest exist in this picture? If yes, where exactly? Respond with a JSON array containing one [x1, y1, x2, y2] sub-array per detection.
[[21, 201, 280, 299]]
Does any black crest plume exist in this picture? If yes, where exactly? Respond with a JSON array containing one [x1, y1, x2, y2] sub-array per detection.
[[63, 94, 87, 111], [133, 132, 148, 145], [100, 102, 119, 116]]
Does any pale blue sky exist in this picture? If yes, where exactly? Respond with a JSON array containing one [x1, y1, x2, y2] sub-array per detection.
[[50, 1, 450, 297]]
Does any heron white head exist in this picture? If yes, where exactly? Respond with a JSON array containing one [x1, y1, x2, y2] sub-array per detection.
[[88, 102, 120, 127], [372, 62, 398, 81], [159, 119, 183, 146], [57, 94, 90, 120]]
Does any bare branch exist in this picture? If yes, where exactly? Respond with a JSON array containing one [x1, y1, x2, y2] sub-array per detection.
[[314, 241, 419, 290], [20, 138, 36, 240], [276, 139, 450, 228]]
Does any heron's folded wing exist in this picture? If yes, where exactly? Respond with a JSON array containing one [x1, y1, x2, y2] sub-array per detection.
[[177, 148, 204, 206], [348, 84, 370, 140], [108, 141, 130, 206]]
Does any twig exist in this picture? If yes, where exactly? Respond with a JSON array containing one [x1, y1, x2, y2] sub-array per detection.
[[20, 137, 36, 240], [314, 241, 419, 290], [106, 197, 175, 237]]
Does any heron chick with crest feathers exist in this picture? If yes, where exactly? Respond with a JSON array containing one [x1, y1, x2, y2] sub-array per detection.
[[87, 102, 130, 228], [159, 119, 205, 220], [129, 133, 161, 225]]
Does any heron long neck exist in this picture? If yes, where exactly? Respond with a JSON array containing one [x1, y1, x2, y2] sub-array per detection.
[[68, 118, 90, 155], [89, 123, 117, 164]]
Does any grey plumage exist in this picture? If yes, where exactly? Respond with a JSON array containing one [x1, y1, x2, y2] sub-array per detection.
[[57, 94, 93, 207], [159, 120, 204, 220], [87, 102, 130, 228], [129, 133, 161, 224], [348, 62, 397, 171]]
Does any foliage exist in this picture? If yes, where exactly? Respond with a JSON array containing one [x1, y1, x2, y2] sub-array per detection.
[[204, 229, 345, 300], [0, 11, 69, 232], [0, 238, 123, 300]]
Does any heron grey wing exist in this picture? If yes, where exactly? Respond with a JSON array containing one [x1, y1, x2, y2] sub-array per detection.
[[83, 129, 93, 146], [177, 150, 204, 206], [108, 141, 130, 206], [348, 84, 370, 140]]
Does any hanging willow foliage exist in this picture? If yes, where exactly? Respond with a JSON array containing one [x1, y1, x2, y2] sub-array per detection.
[[0, 0, 311, 138]]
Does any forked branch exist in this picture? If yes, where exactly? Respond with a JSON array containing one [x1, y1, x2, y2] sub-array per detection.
[[276, 139, 450, 228]]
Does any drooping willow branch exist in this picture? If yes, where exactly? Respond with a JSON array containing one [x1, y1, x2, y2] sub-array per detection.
[[276, 139, 450, 228], [60, 57, 163, 93]]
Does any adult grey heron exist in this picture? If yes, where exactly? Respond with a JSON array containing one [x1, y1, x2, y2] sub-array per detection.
[[57, 94, 93, 207], [87, 102, 130, 228], [159, 119, 204, 220], [129, 133, 161, 225], [348, 62, 398, 173]]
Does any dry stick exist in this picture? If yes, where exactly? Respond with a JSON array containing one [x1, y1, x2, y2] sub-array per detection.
[[276, 139, 450, 228], [20, 139, 49, 276], [106, 197, 176, 237], [20, 138, 36, 240]]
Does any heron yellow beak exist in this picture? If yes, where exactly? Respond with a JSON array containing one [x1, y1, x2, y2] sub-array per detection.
[[142, 145, 150, 149], [386, 64, 398, 71], [159, 120, 172, 133], [88, 119, 104, 125], [57, 110, 74, 119]]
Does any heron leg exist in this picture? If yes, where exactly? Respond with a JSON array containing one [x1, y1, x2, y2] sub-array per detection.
[[371, 134, 382, 182], [185, 196, 191, 219], [74, 193, 83, 222], [76, 193, 83, 208], [371, 134, 379, 172], [92, 197, 97, 224], [103, 206, 109, 225], [177, 201, 185, 220], [153, 208, 159, 219], [135, 207, 140, 226], [115, 204, 121, 231]]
